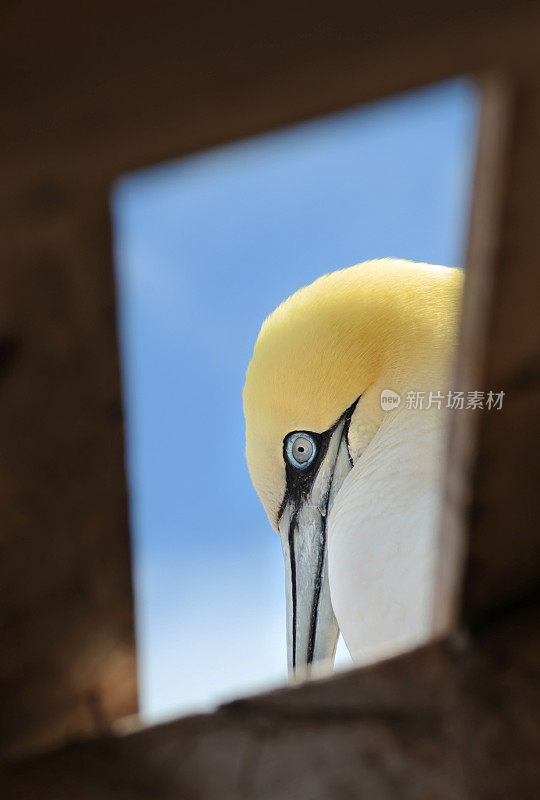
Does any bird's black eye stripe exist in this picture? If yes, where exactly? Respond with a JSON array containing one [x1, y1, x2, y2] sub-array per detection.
[[282, 428, 332, 503], [277, 395, 361, 522]]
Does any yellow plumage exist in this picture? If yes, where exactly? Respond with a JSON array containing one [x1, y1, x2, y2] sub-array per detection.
[[243, 258, 463, 532]]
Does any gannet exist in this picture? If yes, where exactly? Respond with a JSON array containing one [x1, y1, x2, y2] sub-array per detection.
[[243, 258, 463, 679]]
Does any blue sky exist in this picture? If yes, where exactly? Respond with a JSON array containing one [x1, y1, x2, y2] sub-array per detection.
[[112, 78, 478, 722]]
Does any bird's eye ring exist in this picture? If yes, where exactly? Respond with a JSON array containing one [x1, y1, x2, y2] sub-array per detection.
[[285, 432, 316, 470]]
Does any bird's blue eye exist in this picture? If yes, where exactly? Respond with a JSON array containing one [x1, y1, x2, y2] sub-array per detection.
[[286, 432, 316, 470]]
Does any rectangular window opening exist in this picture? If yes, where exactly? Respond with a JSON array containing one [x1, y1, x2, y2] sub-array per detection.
[[112, 77, 480, 723]]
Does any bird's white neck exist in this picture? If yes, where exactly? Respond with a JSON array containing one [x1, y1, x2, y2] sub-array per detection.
[[328, 356, 451, 665]]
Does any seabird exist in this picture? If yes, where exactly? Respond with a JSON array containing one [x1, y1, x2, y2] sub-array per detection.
[[243, 258, 463, 679]]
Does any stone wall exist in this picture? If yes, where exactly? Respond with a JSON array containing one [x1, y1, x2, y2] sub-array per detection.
[[1, 1, 539, 794]]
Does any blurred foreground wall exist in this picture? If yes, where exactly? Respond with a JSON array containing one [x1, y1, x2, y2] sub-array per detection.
[[1, 1, 539, 797]]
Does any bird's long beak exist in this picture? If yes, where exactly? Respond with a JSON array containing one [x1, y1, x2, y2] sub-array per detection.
[[278, 414, 354, 682]]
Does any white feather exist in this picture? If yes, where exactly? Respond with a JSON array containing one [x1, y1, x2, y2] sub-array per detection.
[[328, 402, 446, 665]]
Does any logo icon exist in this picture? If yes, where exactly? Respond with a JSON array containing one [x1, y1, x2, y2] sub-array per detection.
[[380, 389, 401, 411]]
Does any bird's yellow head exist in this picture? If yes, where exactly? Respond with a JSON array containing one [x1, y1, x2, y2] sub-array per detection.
[[243, 258, 463, 530], [243, 258, 463, 677]]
